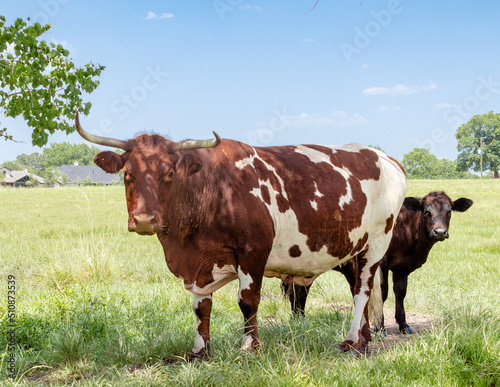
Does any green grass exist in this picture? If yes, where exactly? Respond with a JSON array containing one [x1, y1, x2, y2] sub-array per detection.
[[1, 181, 499, 386]]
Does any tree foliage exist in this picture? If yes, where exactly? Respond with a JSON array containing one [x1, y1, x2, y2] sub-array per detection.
[[42, 142, 101, 168], [456, 111, 500, 178], [401, 148, 468, 179], [0, 16, 104, 146]]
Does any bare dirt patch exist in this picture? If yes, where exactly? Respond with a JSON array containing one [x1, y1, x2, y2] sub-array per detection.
[[367, 310, 435, 357]]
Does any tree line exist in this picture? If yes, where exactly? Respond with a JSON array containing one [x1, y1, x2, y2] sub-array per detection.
[[0, 142, 106, 186]]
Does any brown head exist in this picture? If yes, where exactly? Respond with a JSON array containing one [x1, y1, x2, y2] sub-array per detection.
[[403, 191, 473, 241], [75, 112, 222, 235]]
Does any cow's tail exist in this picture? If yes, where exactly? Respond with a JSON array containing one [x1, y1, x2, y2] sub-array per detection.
[[368, 266, 383, 331]]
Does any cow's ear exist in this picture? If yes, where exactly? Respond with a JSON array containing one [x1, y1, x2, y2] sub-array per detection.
[[403, 197, 422, 212], [452, 198, 473, 212], [176, 154, 202, 177], [94, 151, 124, 174]]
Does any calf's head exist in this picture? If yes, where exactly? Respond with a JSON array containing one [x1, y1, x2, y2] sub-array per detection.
[[75, 112, 221, 235], [403, 191, 473, 241]]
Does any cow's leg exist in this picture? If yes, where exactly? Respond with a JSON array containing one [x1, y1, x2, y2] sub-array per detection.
[[187, 293, 212, 361], [282, 283, 311, 317], [237, 266, 263, 352], [393, 272, 413, 334], [340, 251, 381, 353]]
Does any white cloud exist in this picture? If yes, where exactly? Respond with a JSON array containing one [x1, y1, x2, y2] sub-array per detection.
[[0, 43, 16, 59], [374, 105, 402, 112], [301, 38, 316, 43], [282, 110, 366, 127], [145, 11, 174, 20], [363, 83, 437, 96]]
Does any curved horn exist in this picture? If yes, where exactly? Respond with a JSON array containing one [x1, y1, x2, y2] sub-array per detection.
[[172, 131, 222, 152], [75, 112, 129, 150]]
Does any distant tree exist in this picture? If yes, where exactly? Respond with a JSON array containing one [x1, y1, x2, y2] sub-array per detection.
[[456, 111, 500, 178], [433, 158, 468, 179], [43, 142, 101, 167], [401, 148, 467, 179], [401, 148, 438, 179], [1, 160, 23, 171], [15, 152, 45, 176], [61, 173, 69, 186], [0, 16, 104, 145]]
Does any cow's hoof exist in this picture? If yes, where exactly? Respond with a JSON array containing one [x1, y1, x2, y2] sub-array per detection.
[[339, 341, 363, 354], [186, 350, 207, 362], [338, 347, 363, 357], [399, 324, 414, 334], [240, 342, 260, 354]]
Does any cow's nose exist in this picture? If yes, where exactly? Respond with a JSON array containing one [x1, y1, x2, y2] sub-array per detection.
[[130, 213, 156, 235], [431, 227, 449, 240]]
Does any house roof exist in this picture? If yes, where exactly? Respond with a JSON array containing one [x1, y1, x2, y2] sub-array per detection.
[[57, 165, 120, 184], [0, 166, 45, 184]]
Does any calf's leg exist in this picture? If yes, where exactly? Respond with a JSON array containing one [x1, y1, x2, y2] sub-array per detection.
[[282, 282, 311, 317], [392, 272, 414, 334]]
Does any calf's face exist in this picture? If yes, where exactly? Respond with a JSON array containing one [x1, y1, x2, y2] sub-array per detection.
[[403, 192, 473, 242]]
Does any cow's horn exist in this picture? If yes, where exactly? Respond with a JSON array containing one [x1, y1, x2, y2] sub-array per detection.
[[75, 111, 129, 150], [173, 131, 222, 152]]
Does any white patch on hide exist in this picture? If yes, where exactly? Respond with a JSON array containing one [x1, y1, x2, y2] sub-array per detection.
[[237, 267, 253, 303], [185, 264, 237, 295], [192, 331, 206, 354], [313, 182, 324, 198]]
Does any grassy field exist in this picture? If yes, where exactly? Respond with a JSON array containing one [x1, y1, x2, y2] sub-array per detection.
[[1, 180, 499, 386]]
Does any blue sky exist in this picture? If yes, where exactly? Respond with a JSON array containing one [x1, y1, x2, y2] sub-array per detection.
[[1, 0, 500, 164]]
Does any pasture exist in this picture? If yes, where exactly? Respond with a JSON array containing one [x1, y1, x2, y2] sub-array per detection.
[[1, 179, 499, 386]]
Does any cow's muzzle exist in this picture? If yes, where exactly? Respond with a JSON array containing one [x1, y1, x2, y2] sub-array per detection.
[[129, 213, 156, 235], [430, 227, 449, 241]]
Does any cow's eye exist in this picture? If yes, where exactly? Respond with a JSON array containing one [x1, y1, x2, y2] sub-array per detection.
[[123, 170, 134, 182], [163, 170, 175, 182]]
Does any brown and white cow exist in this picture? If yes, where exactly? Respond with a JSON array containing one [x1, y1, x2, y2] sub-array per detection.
[[75, 112, 406, 358], [283, 191, 473, 334]]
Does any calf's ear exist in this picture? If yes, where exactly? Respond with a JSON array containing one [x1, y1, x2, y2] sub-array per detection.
[[452, 198, 473, 212], [94, 151, 124, 174], [403, 197, 422, 212]]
